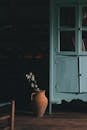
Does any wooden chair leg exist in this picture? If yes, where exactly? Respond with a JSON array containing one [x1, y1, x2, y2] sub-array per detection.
[[11, 100, 15, 130]]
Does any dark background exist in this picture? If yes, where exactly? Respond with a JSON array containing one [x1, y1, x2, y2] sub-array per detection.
[[0, 0, 49, 110]]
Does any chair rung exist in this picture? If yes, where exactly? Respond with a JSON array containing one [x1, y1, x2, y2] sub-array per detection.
[[0, 115, 10, 121], [0, 100, 15, 130], [2, 126, 10, 130]]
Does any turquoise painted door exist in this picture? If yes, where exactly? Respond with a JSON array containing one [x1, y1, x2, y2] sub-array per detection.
[[79, 56, 87, 92], [56, 55, 79, 93], [56, 56, 87, 93], [55, 4, 87, 94]]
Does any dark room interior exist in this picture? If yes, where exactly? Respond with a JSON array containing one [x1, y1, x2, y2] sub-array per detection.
[[1, 0, 87, 130], [1, 0, 87, 114], [0, 0, 49, 111]]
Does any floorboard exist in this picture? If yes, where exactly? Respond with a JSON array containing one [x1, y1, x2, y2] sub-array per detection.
[[15, 112, 87, 130]]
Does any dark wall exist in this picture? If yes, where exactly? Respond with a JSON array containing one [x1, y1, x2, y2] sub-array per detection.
[[0, 0, 49, 110]]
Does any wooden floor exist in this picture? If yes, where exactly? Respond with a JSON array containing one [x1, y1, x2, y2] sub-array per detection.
[[15, 112, 87, 130]]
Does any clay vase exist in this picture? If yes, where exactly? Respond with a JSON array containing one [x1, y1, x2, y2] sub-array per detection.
[[31, 90, 48, 117]]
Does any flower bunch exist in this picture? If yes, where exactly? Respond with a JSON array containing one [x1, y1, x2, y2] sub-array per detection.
[[26, 72, 40, 92]]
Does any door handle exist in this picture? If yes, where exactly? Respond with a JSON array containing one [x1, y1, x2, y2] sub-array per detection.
[[78, 73, 82, 76]]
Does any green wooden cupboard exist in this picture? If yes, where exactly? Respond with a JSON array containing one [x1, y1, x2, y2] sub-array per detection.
[[49, 0, 87, 113]]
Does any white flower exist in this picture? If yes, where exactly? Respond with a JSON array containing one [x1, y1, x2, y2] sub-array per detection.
[[29, 72, 33, 76], [35, 88, 40, 91], [26, 74, 28, 77], [31, 83, 34, 88], [35, 84, 38, 88], [26, 72, 40, 91], [31, 75, 35, 81]]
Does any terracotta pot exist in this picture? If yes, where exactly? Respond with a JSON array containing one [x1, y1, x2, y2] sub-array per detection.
[[31, 90, 48, 117]]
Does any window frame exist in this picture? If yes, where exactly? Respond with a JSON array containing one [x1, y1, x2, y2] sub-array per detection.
[[57, 4, 87, 55]]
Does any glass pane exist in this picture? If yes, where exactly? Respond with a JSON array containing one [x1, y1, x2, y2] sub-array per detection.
[[60, 31, 75, 51], [60, 7, 75, 27], [82, 7, 87, 26], [82, 31, 87, 51]]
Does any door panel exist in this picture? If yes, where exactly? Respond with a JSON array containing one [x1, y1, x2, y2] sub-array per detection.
[[79, 56, 87, 92], [56, 56, 78, 93]]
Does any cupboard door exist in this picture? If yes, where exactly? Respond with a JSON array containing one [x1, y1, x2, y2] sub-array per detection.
[[79, 56, 87, 92], [56, 56, 78, 93]]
